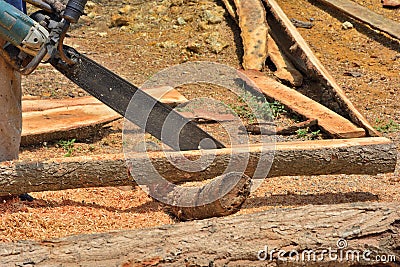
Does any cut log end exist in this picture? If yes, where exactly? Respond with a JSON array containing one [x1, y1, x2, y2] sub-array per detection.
[[166, 172, 252, 221]]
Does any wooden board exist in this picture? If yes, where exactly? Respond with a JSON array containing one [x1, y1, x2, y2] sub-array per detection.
[[267, 36, 303, 86], [2, 202, 399, 266], [264, 0, 379, 136], [221, 0, 238, 22], [21, 105, 120, 145], [221, 0, 304, 86], [22, 96, 102, 112], [140, 86, 188, 107], [22, 88, 188, 113], [315, 0, 400, 40], [233, 0, 269, 70], [0, 137, 395, 196], [20, 87, 188, 146], [241, 70, 366, 138]]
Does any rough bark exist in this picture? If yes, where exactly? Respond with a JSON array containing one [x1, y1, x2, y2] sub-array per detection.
[[233, 0, 269, 70], [263, 0, 379, 137], [315, 0, 400, 40], [0, 137, 396, 196], [241, 69, 366, 138], [165, 172, 252, 221], [1, 202, 399, 266]]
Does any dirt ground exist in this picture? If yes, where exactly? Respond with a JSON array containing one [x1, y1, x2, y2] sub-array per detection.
[[1, 0, 399, 242]]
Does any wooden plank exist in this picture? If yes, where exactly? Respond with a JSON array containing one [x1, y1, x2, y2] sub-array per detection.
[[21, 105, 120, 146], [2, 202, 399, 266], [220, 0, 304, 86], [20, 88, 188, 146], [267, 36, 304, 87], [221, 0, 238, 22], [0, 137, 396, 196], [315, 0, 400, 40], [241, 69, 366, 138], [233, 0, 269, 70], [140, 86, 188, 107], [22, 88, 188, 113], [22, 96, 102, 112], [264, 0, 379, 137]]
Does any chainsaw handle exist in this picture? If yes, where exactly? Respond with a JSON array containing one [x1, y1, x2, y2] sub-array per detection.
[[56, 0, 87, 65], [63, 0, 88, 23]]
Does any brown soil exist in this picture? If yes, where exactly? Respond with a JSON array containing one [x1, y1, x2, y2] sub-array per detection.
[[1, 0, 399, 242]]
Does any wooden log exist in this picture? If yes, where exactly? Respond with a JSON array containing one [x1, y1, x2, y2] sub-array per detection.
[[314, 0, 400, 40], [263, 0, 379, 137], [0, 40, 21, 161], [1, 202, 399, 266], [233, 0, 269, 70], [0, 137, 395, 196], [21, 105, 121, 146], [241, 69, 366, 138], [21, 90, 186, 146], [166, 172, 252, 221]]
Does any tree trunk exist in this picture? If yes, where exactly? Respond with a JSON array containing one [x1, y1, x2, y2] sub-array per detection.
[[1, 202, 399, 266], [0, 137, 396, 196], [0, 40, 21, 162]]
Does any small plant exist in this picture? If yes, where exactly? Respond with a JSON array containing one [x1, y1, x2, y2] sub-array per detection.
[[296, 128, 321, 140], [58, 139, 76, 157], [374, 119, 400, 133], [296, 128, 308, 138], [310, 129, 321, 140], [268, 101, 286, 118], [229, 92, 285, 123]]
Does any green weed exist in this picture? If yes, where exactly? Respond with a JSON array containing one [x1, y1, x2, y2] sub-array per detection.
[[229, 92, 285, 123], [296, 128, 308, 138], [58, 139, 76, 157], [374, 119, 400, 133]]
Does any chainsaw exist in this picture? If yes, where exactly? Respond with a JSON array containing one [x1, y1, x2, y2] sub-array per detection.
[[0, 0, 225, 151]]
